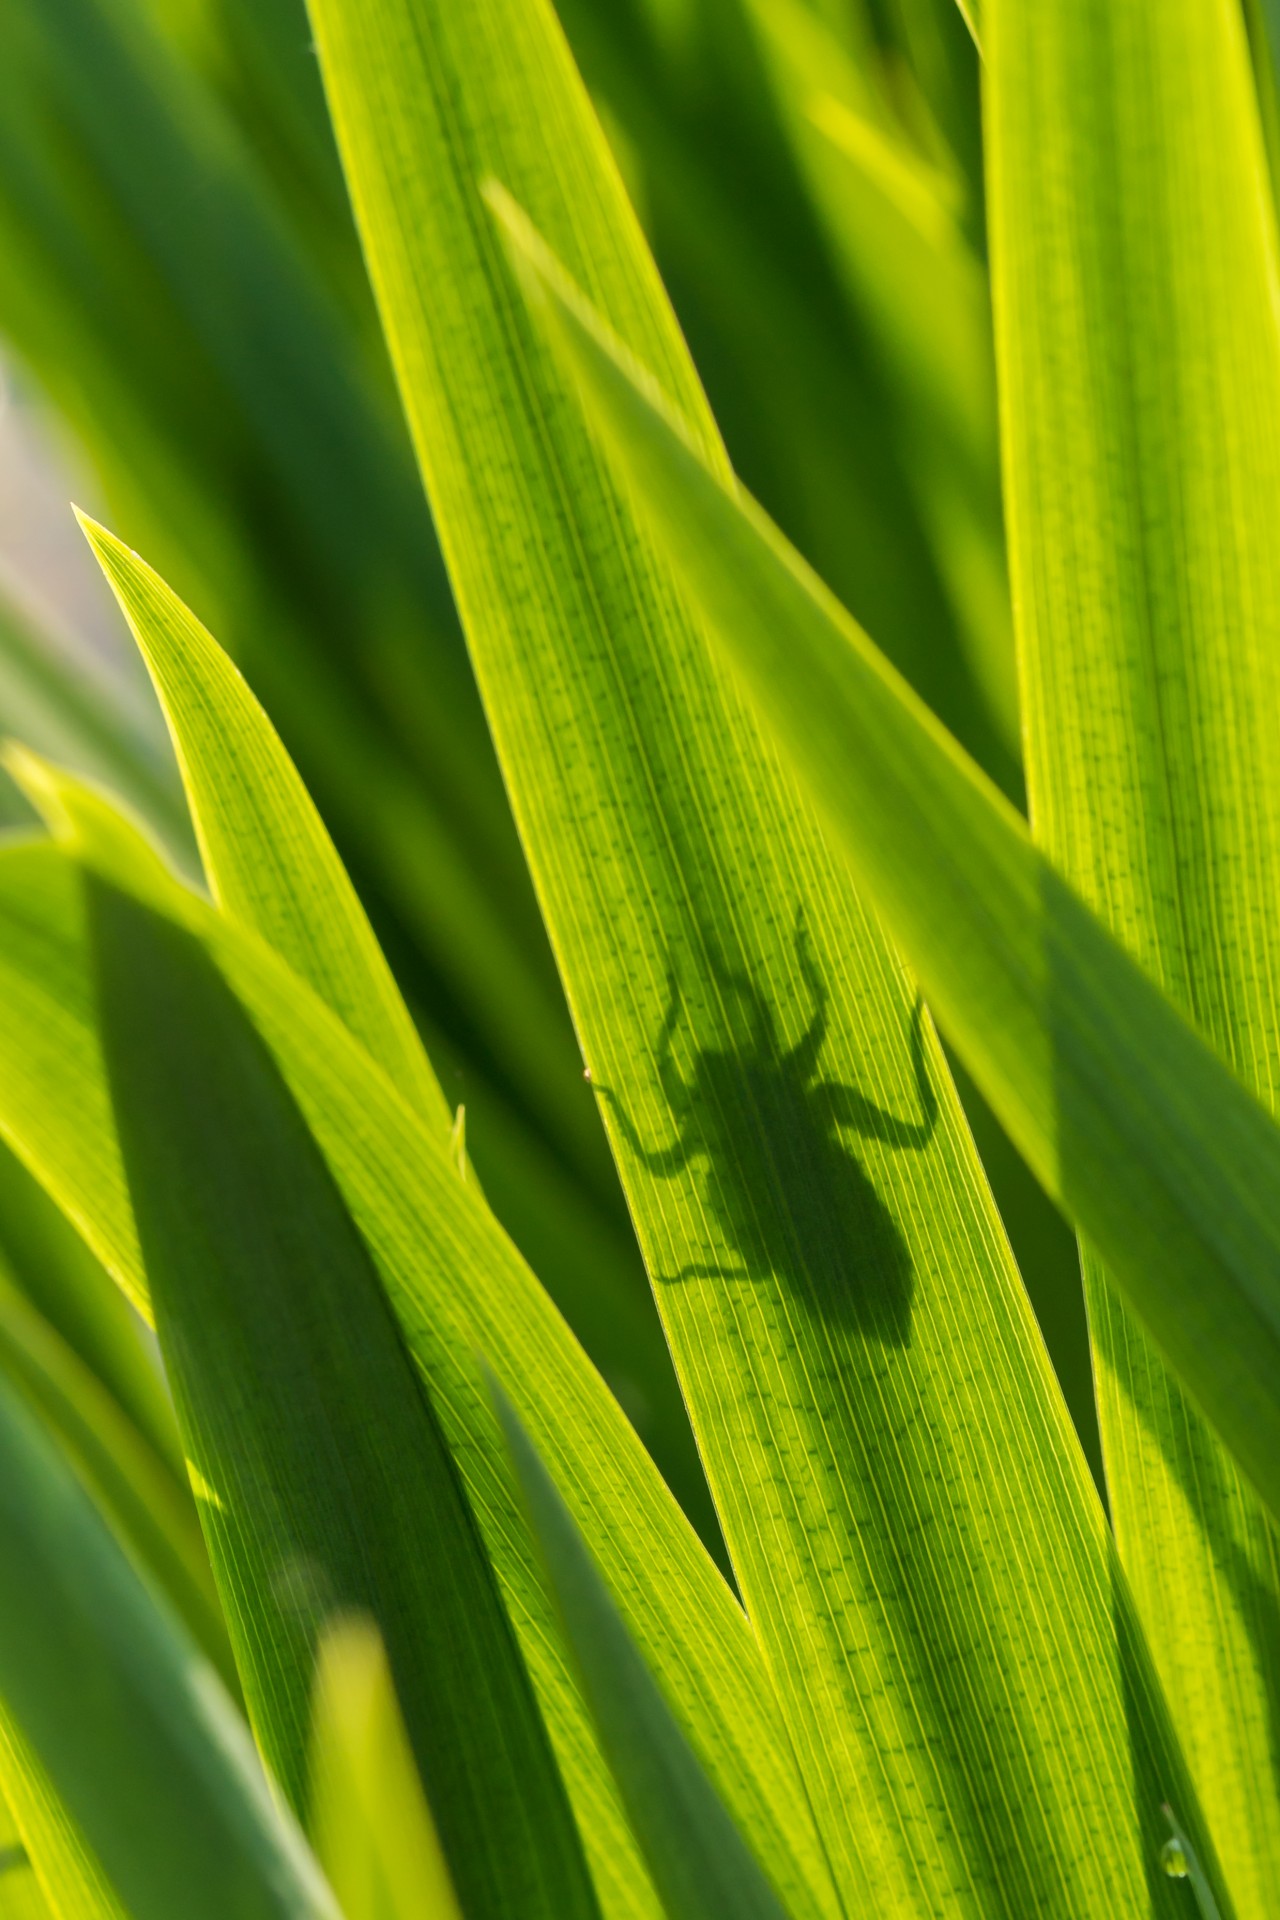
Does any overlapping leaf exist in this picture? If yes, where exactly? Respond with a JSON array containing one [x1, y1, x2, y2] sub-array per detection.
[[304, 0, 1207, 1909], [0, 797, 826, 1920], [0, 1364, 338, 1920], [985, 0, 1280, 1906], [77, 516, 711, 1539], [509, 217, 1280, 1564]]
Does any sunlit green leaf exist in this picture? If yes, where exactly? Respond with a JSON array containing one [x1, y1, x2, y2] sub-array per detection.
[[0, 794, 820, 1920], [299, 0, 1209, 1902], [509, 214, 1280, 1567], [985, 0, 1280, 1905], [495, 1385, 789, 1920], [308, 1616, 463, 1920]]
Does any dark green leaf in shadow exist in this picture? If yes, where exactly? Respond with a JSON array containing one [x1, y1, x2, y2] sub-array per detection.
[[494, 1384, 789, 1920], [88, 877, 601, 1920], [0, 1363, 338, 1920]]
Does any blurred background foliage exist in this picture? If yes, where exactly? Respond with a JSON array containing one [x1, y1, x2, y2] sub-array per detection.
[[0, 0, 1111, 1557]]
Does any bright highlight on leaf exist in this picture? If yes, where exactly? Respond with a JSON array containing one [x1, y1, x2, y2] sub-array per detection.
[[309, 1616, 464, 1920]]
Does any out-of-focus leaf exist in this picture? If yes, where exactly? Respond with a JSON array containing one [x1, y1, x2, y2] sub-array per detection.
[[0, 1770, 54, 1920], [0, 1263, 232, 1690], [496, 1387, 789, 1920], [741, 0, 1017, 781], [552, 0, 1010, 790], [86, 870, 599, 1920], [309, 1616, 463, 1920], [0, 1139, 179, 1479], [0, 799, 817, 1920], [516, 228, 1280, 1556], [0, 1364, 340, 1920], [985, 0, 1280, 1904], [0, 573, 190, 865], [0, 0, 610, 1228], [0, 1718, 123, 1920]]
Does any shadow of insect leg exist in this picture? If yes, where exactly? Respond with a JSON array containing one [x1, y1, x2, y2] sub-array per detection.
[[592, 1082, 696, 1176], [658, 1261, 750, 1286], [784, 910, 829, 1082], [655, 965, 695, 1114], [814, 997, 938, 1149]]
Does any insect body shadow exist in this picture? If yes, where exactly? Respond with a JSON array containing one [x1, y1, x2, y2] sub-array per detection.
[[596, 922, 937, 1346]]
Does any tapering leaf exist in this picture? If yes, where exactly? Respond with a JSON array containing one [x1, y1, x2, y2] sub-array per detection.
[[308, 1617, 463, 1920], [0, 804, 823, 1920], [302, 0, 1208, 1905], [86, 869, 598, 1920], [495, 1387, 789, 1920], [0, 1266, 232, 1690], [985, 0, 1280, 1904], [74, 516, 713, 1540], [0, 1365, 339, 1920], [510, 214, 1280, 1558]]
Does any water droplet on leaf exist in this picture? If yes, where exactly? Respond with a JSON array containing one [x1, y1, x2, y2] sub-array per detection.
[[1160, 1837, 1189, 1879]]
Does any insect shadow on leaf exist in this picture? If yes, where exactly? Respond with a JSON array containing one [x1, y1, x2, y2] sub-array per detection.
[[595, 915, 937, 1346]]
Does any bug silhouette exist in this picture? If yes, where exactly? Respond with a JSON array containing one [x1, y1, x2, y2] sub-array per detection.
[[596, 918, 937, 1345]]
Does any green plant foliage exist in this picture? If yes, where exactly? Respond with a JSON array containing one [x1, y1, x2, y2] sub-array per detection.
[[308, 1618, 464, 1920], [494, 1384, 790, 1920], [504, 229, 1280, 1541], [985, 0, 1280, 1906], [0, 1364, 339, 1920], [0, 0, 1274, 1914]]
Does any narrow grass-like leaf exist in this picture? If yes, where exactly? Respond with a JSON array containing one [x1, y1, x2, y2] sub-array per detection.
[[513, 230, 1280, 1546], [0, 1719, 123, 1920], [985, 0, 1280, 1905], [304, 0, 1213, 1907], [78, 512, 450, 1132], [73, 516, 715, 1540], [551, 0, 1002, 790], [309, 1617, 463, 1920], [0, 1364, 339, 1920], [0, 811, 824, 1920], [741, 0, 1017, 780], [0, 1139, 180, 1481], [0, 1771, 53, 1920], [0, 1266, 233, 1691], [86, 871, 598, 1920], [495, 1385, 789, 1920]]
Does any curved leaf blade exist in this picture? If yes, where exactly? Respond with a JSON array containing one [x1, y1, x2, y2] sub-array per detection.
[[0, 816, 819, 1920], [86, 872, 599, 1920], [495, 1385, 789, 1920]]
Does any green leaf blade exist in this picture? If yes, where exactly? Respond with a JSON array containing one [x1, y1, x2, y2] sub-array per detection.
[[0, 1363, 339, 1920], [303, 0, 1211, 1904], [0, 817, 813, 1920], [986, 0, 1280, 1903], [494, 1384, 790, 1920], [87, 872, 600, 1920], [514, 210, 1280, 1538], [77, 513, 451, 1135]]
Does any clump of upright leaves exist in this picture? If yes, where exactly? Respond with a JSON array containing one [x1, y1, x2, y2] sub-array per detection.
[[0, 0, 1274, 1916]]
